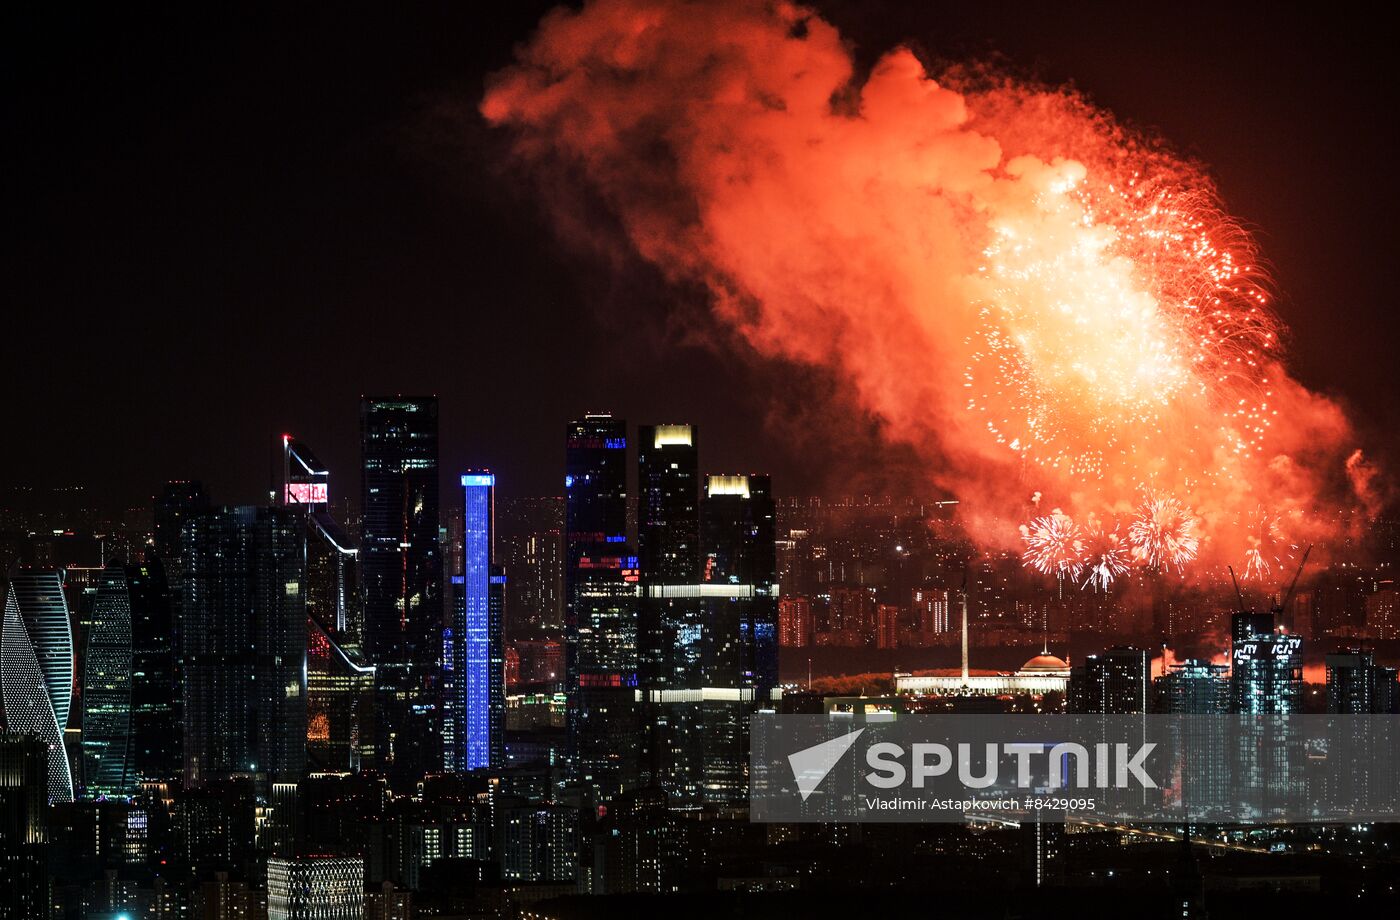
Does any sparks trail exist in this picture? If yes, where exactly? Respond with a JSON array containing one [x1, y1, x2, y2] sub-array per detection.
[[1241, 505, 1297, 581]]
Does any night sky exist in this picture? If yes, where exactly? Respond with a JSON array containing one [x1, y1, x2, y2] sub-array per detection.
[[5, 2, 1395, 509]]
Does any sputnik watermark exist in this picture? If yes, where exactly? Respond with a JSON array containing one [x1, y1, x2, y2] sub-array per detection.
[[752, 714, 1400, 823], [863, 741, 1157, 789]]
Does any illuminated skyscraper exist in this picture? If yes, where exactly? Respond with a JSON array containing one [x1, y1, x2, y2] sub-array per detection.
[[637, 424, 702, 793], [1229, 611, 1303, 815], [278, 434, 375, 775], [1230, 611, 1302, 714], [565, 414, 640, 803], [181, 506, 307, 787], [360, 397, 442, 790], [445, 473, 504, 772], [81, 561, 137, 798], [697, 473, 778, 803], [1156, 658, 1231, 815], [0, 583, 74, 802], [8, 569, 74, 735], [284, 435, 362, 645]]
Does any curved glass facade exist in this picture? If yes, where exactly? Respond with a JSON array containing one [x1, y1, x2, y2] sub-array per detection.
[[1, 583, 74, 802]]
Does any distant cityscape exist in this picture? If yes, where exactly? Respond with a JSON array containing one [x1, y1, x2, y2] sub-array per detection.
[[2, 398, 1399, 919]]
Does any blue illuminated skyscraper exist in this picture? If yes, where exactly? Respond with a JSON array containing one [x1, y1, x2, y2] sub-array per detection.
[[446, 472, 504, 772]]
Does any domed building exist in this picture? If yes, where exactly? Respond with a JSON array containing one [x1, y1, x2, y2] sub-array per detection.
[[1017, 653, 1072, 677], [895, 647, 1071, 697]]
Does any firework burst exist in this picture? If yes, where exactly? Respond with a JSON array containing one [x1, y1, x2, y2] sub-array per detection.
[[1080, 513, 1130, 591], [1019, 508, 1085, 580], [965, 163, 1279, 486], [1128, 492, 1200, 572]]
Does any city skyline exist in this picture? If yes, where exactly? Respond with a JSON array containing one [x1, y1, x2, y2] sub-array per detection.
[[4, 3, 1400, 917]]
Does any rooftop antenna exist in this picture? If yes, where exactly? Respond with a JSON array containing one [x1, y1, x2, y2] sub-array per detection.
[[1276, 545, 1313, 615], [1227, 565, 1247, 614]]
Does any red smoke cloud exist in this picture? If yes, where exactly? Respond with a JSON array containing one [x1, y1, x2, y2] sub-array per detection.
[[482, 0, 1376, 571]]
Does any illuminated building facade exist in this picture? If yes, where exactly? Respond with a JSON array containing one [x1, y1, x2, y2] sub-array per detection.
[[637, 424, 703, 795], [307, 616, 375, 773], [1, 582, 74, 802], [565, 414, 640, 802], [1326, 650, 1399, 714], [777, 596, 812, 648], [445, 473, 505, 772], [895, 654, 1072, 696], [284, 435, 362, 645], [1069, 647, 1149, 714], [1156, 658, 1231, 814], [911, 587, 951, 634], [81, 560, 137, 798], [9, 569, 74, 736], [181, 506, 307, 787], [360, 397, 441, 790], [267, 855, 365, 920], [498, 803, 578, 882], [1230, 611, 1302, 714], [1230, 611, 1303, 813], [1158, 659, 1229, 714], [696, 473, 778, 803]]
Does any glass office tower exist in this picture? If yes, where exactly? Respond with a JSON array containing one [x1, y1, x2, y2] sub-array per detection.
[[360, 397, 441, 790], [8, 569, 74, 736], [181, 506, 307, 788], [696, 473, 778, 803], [637, 424, 703, 796], [81, 561, 136, 798], [565, 414, 640, 803], [1, 582, 74, 802]]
